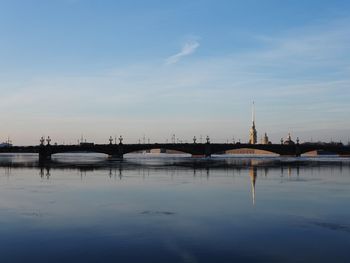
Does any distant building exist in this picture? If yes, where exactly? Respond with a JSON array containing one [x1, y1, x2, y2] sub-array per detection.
[[0, 137, 12, 148], [0, 142, 12, 148], [249, 102, 257, 144], [261, 133, 271, 144], [283, 133, 295, 145]]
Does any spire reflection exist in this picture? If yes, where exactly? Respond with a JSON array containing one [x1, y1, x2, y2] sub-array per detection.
[[249, 166, 257, 206]]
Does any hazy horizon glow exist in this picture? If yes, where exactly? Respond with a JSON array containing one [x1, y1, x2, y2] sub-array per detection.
[[1, 0, 350, 145]]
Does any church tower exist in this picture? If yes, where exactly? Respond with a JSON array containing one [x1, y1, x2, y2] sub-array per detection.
[[249, 102, 257, 144]]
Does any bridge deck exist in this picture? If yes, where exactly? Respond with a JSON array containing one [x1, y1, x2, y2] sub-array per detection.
[[0, 143, 349, 161]]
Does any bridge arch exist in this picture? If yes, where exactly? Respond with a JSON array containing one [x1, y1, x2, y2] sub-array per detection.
[[123, 145, 197, 156], [217, 147, 279, 156], [300, 149, 339, 156], [297, 144, 349, 156], [50, 149, 112, 156], [210, 144, 293, 156], [124, 150, 191, 157], [51, 152, 110, 158]]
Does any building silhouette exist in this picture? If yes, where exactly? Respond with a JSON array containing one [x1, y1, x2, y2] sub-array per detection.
[[283, 133, 295, 145]]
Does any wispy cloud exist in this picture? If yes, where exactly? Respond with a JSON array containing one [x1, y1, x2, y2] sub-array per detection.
[[165, 40, 200, 65], [2, 19, 350, 144]]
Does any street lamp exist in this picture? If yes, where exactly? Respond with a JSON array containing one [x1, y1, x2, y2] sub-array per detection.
[[206, 136, 210, 144], [40, 136, 45, 146]]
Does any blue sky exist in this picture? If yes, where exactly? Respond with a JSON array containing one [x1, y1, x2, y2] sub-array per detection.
[[1, 0, 350, 145]]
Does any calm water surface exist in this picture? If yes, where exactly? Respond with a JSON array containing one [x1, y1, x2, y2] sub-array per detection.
[[0, 153, 350, 262]]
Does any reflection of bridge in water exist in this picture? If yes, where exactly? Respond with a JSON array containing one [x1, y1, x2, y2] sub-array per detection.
[[1, 142, 350, 162], [1, 157, 349, 205]]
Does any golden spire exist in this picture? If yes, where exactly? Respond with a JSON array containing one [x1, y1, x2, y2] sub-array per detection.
[[252, 101, 255, 125], [249, 101, 257, 144]]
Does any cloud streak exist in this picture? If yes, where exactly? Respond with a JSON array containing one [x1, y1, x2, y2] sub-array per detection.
[[2, 19, 350, 144], [165, 40, 200, 65]]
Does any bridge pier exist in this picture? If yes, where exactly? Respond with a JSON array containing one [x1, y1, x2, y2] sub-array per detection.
[[279, 154, 301, 157], [192, 154, 206, 158], [39, 152, 52, 162], [295, 145, 301, 157], [108, 154, 123, 160], [205, 142, 211, 158], [108, 144, 124, 159], [278, 145, 301, 157], [39, 146, 52, 163]]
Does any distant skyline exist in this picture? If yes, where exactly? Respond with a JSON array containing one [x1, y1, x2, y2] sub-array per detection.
[[1, 0, 350, 145]]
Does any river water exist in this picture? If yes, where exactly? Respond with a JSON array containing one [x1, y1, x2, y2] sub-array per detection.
[[0, 153, 349, 262]]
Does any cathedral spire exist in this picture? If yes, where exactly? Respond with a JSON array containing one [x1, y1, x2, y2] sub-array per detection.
[[252, 101, 255, 125], [249, 101, 257, 144]]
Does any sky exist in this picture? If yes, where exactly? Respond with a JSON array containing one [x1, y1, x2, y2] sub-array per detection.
[[0, 0, 350, 145]]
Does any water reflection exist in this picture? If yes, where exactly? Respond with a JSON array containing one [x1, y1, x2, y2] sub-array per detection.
[[250, 167, 257, 206], [1, 154, 350, 207], [0, 154, 350, 263]]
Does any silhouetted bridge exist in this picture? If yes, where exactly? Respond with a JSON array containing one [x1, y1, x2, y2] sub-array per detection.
[[1, 142, 350, 162]]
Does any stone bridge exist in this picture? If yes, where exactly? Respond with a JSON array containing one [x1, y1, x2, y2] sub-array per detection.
[[0, 142, 350, 162]]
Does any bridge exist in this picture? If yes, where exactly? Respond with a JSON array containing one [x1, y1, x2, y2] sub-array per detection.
[[0, 140, 350, 162]]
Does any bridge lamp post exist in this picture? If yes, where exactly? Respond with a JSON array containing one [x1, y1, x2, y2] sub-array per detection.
[[281, 138, 283, 145], [46, 136, 51, 146], [119, 135, 123, 145], [40, 136, 45, 146], [206, 136, 210, 144], [193, 136, 197, 144], [109, 136, 113, 145], [296, 137, 300, 144]]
